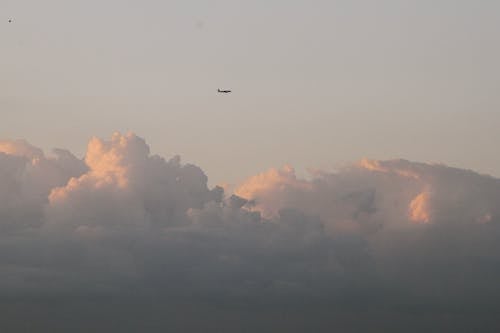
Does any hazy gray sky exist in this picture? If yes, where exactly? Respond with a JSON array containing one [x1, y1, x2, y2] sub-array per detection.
[[2, 0, 500, 184]]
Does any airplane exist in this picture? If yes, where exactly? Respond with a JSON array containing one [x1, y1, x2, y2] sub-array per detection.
[[218, 89, 231, 94]]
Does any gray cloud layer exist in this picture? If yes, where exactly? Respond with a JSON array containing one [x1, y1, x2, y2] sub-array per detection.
[[1, 133, 500, 332]]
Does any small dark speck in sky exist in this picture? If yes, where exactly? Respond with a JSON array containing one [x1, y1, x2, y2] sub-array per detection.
[[195, 20, 204, 29]]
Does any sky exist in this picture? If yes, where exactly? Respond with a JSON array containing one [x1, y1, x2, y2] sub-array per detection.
[[2, 1, 500, 332], [2, 0, 500, 185]]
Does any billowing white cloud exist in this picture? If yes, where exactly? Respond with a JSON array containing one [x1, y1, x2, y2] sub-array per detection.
[[236, 158, 500, 232], [0, 139, 86, 231], [1, 132, 500, 318]]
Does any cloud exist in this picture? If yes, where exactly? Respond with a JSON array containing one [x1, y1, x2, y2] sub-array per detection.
[[1, 133, 500, 331], [0, 139, 86, 231], [234, 158, 500, 306], [408, 190, 431, 223], [236, 158, 500, 231]]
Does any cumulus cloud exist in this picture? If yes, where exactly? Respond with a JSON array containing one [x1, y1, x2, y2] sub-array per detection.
[[236, 158, 500, 231], [1, 132, 500, 331], [0, 139, 86, 231], [234, 158, 500, 306]]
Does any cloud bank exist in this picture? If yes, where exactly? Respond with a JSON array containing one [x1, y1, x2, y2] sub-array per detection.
[[1, 132, 500, 331]]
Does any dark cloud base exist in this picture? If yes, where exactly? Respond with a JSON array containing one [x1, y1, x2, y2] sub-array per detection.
[[2, 295, 500, 333]]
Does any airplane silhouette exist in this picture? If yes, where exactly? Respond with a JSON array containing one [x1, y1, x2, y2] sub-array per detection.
[[218, 89, 231, 94]]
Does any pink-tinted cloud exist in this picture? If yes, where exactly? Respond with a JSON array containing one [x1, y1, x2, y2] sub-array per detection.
[[0, 133, 499, 316]]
